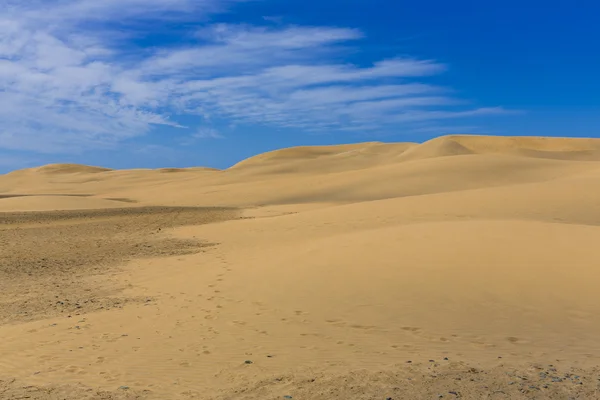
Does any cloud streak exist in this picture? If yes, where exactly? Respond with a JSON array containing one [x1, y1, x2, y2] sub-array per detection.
[[0, 0, 507, 154]]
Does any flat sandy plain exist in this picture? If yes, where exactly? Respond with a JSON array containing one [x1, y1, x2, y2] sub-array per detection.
[[2, 135, 600, 399]]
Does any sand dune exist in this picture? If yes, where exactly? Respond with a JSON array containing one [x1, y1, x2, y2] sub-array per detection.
[[31, 163, 114, 174], [1, 134, 600, 399]]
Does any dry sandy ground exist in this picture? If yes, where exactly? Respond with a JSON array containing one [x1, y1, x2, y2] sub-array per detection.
[[2, 135, 600, 399]]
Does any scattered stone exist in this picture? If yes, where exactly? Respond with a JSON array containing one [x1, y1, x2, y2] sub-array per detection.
[[448, 391, 458, 396], [444, 357, 449, 361], [244, 360, 253, 364], [406, 360, 412, 363], [283, 396, 292, 399], [119, 386, 129, 390]]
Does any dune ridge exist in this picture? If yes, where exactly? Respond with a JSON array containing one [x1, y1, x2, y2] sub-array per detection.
[[6, 134, 600, 178], [32, 163, 114, 174]]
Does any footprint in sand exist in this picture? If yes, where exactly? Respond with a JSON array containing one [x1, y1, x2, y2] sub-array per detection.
[[65, 365, 87, 375], [401, 326, 421, 333], [506, 336, 528, 344]]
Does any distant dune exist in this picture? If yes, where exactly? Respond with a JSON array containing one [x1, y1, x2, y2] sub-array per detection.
[[31, 163, 114, 174], [2, 134, 600, 399], [2, 134, 599, 211]]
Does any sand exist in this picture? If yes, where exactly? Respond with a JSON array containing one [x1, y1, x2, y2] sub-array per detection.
[[1, 134, 600, 399]]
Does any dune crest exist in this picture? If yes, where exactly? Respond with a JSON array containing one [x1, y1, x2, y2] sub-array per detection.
[[419, 135, 600, 160], [31, 163, 113, 174], [229, 142, 384, 168]]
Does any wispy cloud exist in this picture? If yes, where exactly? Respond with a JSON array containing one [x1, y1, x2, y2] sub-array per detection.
[[262, 16, 283, 24], [192, 127, 224, 139], [0, 0, 508, 154]]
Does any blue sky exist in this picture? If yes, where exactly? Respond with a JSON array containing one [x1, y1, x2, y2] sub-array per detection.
[[0, 0, 598, 172]]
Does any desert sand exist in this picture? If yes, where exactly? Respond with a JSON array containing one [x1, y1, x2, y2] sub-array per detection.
[[2, 134, 600, 399]]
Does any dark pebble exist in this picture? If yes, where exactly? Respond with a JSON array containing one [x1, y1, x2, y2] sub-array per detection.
[[444, 357, 449, 361], [244, 360, 253, 364], [119, 386, 129, 390]]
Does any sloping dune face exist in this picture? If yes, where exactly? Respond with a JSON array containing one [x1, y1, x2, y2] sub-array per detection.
[[2, 135, 600, 399]]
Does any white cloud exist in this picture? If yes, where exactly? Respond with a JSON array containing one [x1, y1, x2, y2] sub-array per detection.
[[0, 0, 507, 154], [11, 0, 244, 24], [262, 16, 283, 24], [193, 128, 224, 139]]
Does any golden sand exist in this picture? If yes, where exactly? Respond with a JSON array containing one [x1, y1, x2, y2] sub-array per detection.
[[1, 135, 600, 399]]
